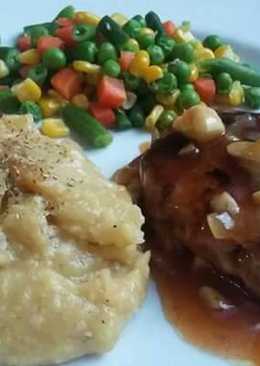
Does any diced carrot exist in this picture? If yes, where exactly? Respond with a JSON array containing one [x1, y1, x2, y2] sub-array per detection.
[[51, 68, 82, 100], [97, 76, 126, 109], [119, 52, 135, 72], [55, 25, 75, 47], [19, 65, 31, 79], [194, 78, 216, 104], [89, 102, 116, 128], [163, 21, 176, 37], [17, 35, 31, 51], [56, 17, 74, 27], [37, 36, 64, 55]]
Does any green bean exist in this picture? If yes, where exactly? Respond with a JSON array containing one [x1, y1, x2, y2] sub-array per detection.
[[24, 22, 57, 36], [19, 101, 42, 121], [132, 15, 146, 27], [73, 24, 96, 42], [0, 47, 20, 72], [128, 104, 145, 127], [27, 64, 48, 86], [145, 11, 164, 34], [97, 16, 129, 49], [200, 58, 260, 87], [0, 90, 20, 113], [62, 104, 113, 148], [26, 25, 49, 46], [55, 5, 75, 19], [116, 109, 132, 130], [122, 72, 141, 91]]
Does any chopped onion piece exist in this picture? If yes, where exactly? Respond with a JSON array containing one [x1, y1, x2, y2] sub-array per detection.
[[210, 192, 239, 216], [199, 286, 234, 311], [207, 212, 234, 239], [174, 105, 225, 143]]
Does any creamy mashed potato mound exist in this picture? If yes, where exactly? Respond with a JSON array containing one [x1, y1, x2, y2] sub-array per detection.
[[0, 115, 149, 366]]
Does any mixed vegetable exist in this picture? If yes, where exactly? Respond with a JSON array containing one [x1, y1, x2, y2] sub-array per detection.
[[0, 5, 260, 147]]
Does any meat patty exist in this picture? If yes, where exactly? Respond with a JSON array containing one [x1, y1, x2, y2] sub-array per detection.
[[117, 105, 260, 298]]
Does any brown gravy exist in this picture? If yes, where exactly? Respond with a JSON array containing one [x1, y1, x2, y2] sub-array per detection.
[[152, 247, 260, 365]]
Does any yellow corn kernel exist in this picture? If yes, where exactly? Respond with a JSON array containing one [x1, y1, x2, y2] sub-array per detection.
[[129, 50, 150, 77], [174, 28, 194, 42], [189, 64, 199, 82], [74, 11, 100, 26], [195, 47, 215, 61], [156, 90, 180, 107], [12, 78, 41, 102], [19, 49, 40, 65], [73, 60, 101, 74], [145, 105, 164, 130], [143, 65, 163, 83], [111, 12, 128, 26], [0, 60, 9, 79], [215, 45, 240, 62], [71, 93, 89, 109], [41, 118, 70, 138], [38, 97, 61, 118], [228, 81, 245, 106]]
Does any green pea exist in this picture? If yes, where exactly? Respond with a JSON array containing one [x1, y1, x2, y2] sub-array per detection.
[[121, 39, 140, 52], [153, 73, 177, 94], [19, 101, 42, 122], [97, 42, 117, 64], [180, 83, 194, 92], [123, 19, 142, 38], [170, 42, 194, 63], [123, 72, 141, 91], [137, 31, 155, 49], [216, 72, 232, 95], [203, 35, 223, 51], [102, 59, 121, 77], [156, 35, 176, 58], [168, 60, 191, 84], [128, 104, 145, 127], [116, 109, 132, 130], [70, 41, 97, 63], [157, 110, 176, 130], [132, 15, 146, 27], [179, 89, 200, 109], [42, 48, 67, 70], [147, 45, 165, 65], [27, 64, 48, 86], [245, 87, 260, 109]]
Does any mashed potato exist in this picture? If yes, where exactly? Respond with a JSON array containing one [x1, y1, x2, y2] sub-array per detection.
[[0, 115, 149, 366]]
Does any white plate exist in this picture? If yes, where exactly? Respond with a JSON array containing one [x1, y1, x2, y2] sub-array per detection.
[[1, 1, 259, 365]]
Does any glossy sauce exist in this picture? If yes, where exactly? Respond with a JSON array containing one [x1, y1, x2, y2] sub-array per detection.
[[152, 247, 260, 365]]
